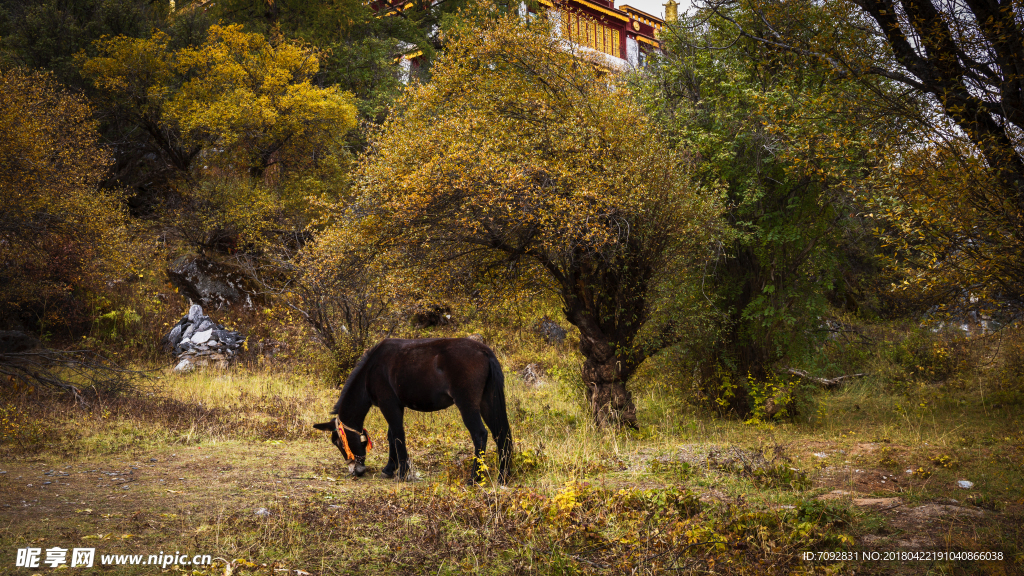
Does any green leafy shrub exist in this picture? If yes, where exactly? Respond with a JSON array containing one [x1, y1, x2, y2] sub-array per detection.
[[797, 499, 852, 527], [752, 464, 811, 490]]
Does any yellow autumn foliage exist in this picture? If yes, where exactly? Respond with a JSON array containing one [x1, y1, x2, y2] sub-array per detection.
[[0, 69, 133, 327], [81, 24, 358, 177], [351, 9, 723, 426]]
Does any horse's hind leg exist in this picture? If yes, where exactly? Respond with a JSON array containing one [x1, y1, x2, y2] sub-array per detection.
[[481, 402, 513, 485], [458, 406, 489, 485]]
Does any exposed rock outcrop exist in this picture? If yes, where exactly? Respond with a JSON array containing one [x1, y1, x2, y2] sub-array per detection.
[[167, 255, 254, 310]]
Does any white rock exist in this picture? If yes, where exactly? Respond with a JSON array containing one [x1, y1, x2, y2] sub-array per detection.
[[814, 452, 828, 458], [191, 329, 213, 344], [174, 359, 193, 372], [957, 480, 974, 489]]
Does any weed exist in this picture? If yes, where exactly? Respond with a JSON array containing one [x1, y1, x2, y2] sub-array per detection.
[[647, 459, 693, 481], [931, 454, 959, 469], [796, 499, 853, 527], [911, 467, 932, 479], [878, 446, 900, 469], [745, 372, 815, 423]]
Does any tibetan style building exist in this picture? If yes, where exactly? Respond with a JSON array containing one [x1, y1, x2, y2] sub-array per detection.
[[546, 0, 675, 69], [383, 0, 677, 78]]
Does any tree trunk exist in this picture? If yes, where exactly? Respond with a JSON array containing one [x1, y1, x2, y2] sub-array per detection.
[[582, 356, 637, 428], [572, 312, 639, 428]]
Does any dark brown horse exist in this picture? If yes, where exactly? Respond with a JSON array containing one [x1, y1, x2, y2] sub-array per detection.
[[314, 338, 513, 484]]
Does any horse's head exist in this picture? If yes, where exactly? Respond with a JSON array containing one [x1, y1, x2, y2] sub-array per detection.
[[313, 418, 373, 476]]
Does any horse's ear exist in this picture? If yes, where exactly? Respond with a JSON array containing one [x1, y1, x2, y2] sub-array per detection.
[[313, 421, 335, 431]]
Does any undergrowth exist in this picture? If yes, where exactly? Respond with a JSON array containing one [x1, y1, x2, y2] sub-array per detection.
[[2, 303, 1024, 574]]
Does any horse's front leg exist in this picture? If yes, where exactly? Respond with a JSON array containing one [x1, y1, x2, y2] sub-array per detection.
[[380, 406, 410, 480], [380, 427, 398, 479]]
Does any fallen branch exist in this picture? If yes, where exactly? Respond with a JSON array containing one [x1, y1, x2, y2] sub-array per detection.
[[784, 368, 868, 390], [0, 332, 146, 404]]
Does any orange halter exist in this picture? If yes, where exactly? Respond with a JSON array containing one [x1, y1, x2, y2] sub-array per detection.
[[334, 417, 373, 461]]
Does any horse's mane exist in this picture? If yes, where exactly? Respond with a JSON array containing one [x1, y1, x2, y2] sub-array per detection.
[[331, 342, 380, 414]]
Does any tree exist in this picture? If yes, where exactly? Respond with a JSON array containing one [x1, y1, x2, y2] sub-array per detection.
[[209, 0, 453, 122], [353, 10, 722, 427], [81, 23, 359, 254], [691, 0, 1024, 313], [82, 24, 358, 179], [0, 0, 161, 87], [266, 224, 411, 373], [646, 1, 886, 412], [0, 68, 133, 333]]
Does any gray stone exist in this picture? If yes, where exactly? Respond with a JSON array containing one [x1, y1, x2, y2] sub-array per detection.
[[164, 324, 182, 349], [168, 256, 253, 309], [181, 321, 197, 343], [534, 316, 567, 344], [519, 363, 546, 386], [165, 306, 246, 372], [213, 330, 241, 345]]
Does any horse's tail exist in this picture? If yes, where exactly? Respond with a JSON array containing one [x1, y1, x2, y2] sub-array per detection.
[[484, 353, 513, 472]]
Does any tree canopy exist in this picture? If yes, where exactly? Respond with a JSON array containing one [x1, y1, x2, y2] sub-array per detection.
[[353, 9, 723, 426], [81, 23, 358, 178], [0, 68, 133, 332], [689, 0, 1024, 314], [645, 0, 890, 412]]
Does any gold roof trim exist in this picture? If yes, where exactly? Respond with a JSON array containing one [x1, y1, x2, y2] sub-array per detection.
[[565, 0, 630, 22], [619, 4, 663, 23]]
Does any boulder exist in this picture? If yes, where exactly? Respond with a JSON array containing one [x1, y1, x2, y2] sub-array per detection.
[[533, 316, 567, 344], [167, 256, 254, 310]]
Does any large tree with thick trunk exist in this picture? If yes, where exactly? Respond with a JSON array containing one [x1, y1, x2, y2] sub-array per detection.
[[353, 8, 722, 427], [690, 0, 1024, 312]]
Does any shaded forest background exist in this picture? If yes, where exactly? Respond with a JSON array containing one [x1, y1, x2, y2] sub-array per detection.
[[2, 0, 1024, 427]]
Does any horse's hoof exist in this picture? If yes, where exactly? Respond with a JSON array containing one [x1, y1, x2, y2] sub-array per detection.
[[378, 471, 395, 479]]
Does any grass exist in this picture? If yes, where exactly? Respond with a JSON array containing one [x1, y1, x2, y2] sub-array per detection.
[[1, 316, 1023, 574]]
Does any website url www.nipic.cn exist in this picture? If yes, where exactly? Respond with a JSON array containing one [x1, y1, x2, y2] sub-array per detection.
[[15, 547, 213, 569]]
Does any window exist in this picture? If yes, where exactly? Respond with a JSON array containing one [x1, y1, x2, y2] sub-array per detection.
[[561, 11, 620, 58]]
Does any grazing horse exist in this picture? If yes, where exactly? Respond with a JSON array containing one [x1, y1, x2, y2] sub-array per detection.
[[313, 338, 513, 484]]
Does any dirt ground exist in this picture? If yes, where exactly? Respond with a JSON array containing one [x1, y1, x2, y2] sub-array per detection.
[[1, 441, 350, 573], [2, 437, 1019, 575]]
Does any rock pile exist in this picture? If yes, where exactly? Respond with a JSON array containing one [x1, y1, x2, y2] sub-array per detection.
[[162, 304, 246, 372], [533, 316, 567, 344], [519, 363, 546, 387]]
